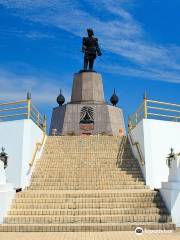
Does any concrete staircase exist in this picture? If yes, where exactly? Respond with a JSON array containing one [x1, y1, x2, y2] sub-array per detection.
[[0, 136, 175, 231]]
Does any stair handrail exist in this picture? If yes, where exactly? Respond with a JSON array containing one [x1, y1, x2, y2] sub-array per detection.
[[29, 132, 46, 169], [128, 131, 145, 166], [116, 136, 126, 166]]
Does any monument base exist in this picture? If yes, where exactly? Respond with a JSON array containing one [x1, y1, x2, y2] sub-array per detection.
[[50, 103, 126, 136], [50, 71, 126, 136]]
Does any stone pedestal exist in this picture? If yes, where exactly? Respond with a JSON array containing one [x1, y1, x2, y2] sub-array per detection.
[[0, 161, 15, 223], [50, 71, 126, 136], [71, 72, 104, 104], [160, 157, 180, 227], [0, 161, 6, 184]]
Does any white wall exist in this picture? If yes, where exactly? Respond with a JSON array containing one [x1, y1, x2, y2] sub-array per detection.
[[129, 119, 180, 189], [0, 119, 45, 189]]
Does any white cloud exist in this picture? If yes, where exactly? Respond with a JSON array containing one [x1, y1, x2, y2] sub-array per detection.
[[25, 31, 54, 39], [102, 64, 180, 83], [0, 0, 180, 82], [0, 67, 70, 104]]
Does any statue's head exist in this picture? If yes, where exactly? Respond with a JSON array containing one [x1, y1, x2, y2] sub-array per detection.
[[87, 28, 94, 37]]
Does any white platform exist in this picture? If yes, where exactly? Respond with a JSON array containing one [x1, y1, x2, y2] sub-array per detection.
[[129, 119, 180, 189], [0, 119, 45, 189]]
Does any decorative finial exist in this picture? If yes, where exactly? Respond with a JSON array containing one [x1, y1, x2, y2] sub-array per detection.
[[143, 91, 147, 100], [27, 91, 31, 100], [110, 89, 119, 106], [57, 89, 65, 106]]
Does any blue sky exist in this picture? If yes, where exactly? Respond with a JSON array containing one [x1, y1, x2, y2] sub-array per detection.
[[0, 0, 180, 129]]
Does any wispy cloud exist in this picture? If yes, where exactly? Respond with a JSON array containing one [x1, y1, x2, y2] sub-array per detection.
[[0, 27, 53, 40], [102, 64, 180, 83], [0, 0, 180, 82], [25, 31, 54, 39], [0, 67, 70, 104]]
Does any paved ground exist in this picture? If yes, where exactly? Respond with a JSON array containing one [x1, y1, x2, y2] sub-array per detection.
[[0, 231, 180, 240]]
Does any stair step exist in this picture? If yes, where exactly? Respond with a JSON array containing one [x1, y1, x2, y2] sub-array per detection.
[[8, 207, 168, 216], [11, 201, 165, 209], [13, 196, 161, 204], [4, 214, 172, 224], [0, 222, 175, 232], [16, 189, 157, 198], [28, 186, 148, 190]]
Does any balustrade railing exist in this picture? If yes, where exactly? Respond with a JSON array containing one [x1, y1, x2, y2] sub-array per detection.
[[0, 93, 46, 132], [129, 96, 180, 130]]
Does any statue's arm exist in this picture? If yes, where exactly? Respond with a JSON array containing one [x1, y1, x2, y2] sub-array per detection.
[[82, 37, 87, 53], [95, 38, 102, 56]]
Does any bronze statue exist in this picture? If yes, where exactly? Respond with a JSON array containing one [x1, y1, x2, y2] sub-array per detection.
[[82, 29, 102, 71]]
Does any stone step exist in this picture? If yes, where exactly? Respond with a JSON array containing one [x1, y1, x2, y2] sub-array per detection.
[[39, 158, 135, 162], [41, 155, 120, 158], [33, 172, 141, 176], [45, 142, 121, 144], [35, 165, 140, 169], [32, 172, 143, 177], [34, 170, 142, 174], [11, 201, 165, 209], [44, 146, 120, 148], [32, 174, 142, 178], [43, 149, 120, 152], [28, 185, 148, 190], [13, 196, 161, 204], [44, 147, 121, 149], [30, 181, 145, 186], [0, 222, 175, 232], [32, 176, 143, 180], [46, 138, 122, 141], [46, 142, 121, 144], [46, 137, 122, 141], [37, 160, 134, 163], [33, 170, 140, 173], [29, 185, 146, 189], [16, 189, 157, 198], [4, 214, 172, 224], [43, 152, 119, 155], [31, 178, 142, 181], [8, 207, 168, 216], [32, 175, 143, 180], [35, 166, 140, 169], [36, 162, 138, 167], [31, 178, 144, 182], [30, 181, 144, 184], [32, 173, 141, 177]]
